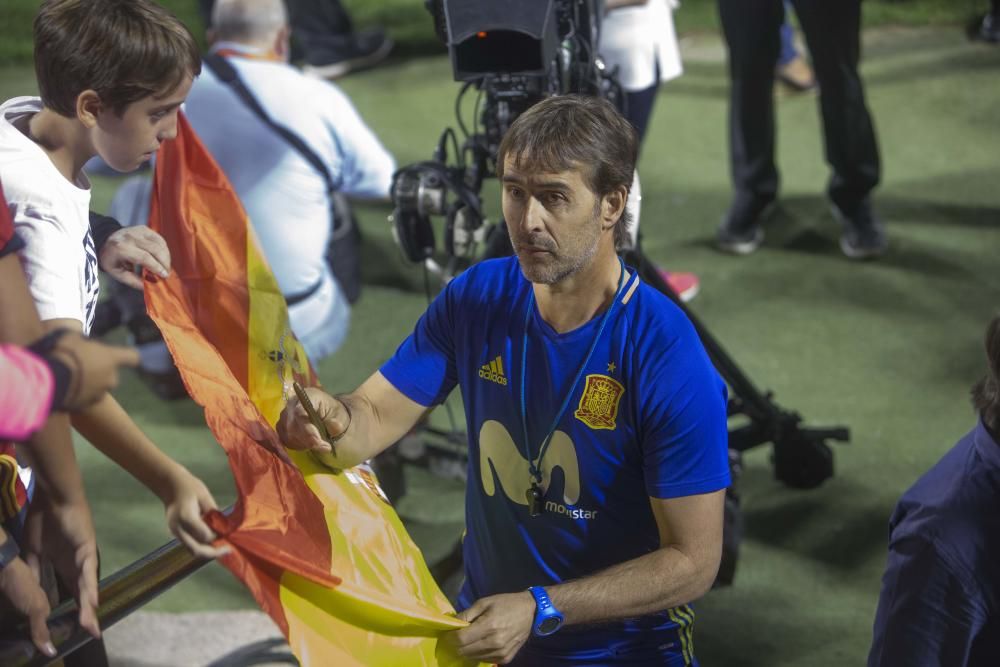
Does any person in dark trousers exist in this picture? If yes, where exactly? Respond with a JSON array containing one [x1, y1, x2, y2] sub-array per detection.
[[715, 0, 885, 260], [198, 0, 392, 78], [975, 0, 1000, 42], [868, 314, 1000, 666]]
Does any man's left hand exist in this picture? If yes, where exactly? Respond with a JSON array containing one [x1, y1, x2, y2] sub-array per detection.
[[451, 591, 536, 664], [98, 227, 170, 289]]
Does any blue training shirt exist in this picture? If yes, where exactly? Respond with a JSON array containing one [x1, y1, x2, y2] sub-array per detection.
[[381, 257, 730, 663]]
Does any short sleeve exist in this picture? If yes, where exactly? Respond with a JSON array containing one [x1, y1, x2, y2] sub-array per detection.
[[379, 277, 462, 407], [319, 82, 395, 199], [638, 318, 731, 499], [0, 183, 24, 258], [13, 203, 87, 325]]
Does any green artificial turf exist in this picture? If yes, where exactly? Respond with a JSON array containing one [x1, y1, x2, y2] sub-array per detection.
[[1, 3, 999, 664]]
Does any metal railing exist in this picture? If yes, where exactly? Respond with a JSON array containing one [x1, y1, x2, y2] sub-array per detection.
[[0, 538, 208, 666]]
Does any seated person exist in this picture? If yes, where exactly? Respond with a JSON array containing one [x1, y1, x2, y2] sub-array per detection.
[[187, 0, 395, 362], [868, 313, 1000, 665]]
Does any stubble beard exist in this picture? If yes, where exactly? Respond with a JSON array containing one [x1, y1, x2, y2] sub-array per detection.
[[514, 212, 603, 285]]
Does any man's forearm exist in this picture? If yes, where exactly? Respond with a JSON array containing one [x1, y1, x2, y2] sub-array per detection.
[[312, 390, 417, 469], [546, 543, 720, 627], [298, 372, 430, 470]]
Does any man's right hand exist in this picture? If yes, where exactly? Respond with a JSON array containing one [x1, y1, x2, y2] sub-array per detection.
[[46, 332, 140, 411], [277, 387, 350, 454]]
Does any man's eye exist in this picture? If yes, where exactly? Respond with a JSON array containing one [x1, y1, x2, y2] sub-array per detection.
[[507, 187, 523, 199], [545, 193, 564, 204]]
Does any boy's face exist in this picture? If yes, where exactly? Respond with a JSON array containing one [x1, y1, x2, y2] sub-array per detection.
[[91, 74, 194, 173]]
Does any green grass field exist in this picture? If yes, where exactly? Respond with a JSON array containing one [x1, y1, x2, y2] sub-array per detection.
[[2, 1, 1000, 665]]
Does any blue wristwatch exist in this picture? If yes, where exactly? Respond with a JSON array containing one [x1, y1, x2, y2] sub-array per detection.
[[528, 586, 564, 637]]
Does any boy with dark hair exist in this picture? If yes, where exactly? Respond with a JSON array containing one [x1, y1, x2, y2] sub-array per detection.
[[0, 0, 227, 583]]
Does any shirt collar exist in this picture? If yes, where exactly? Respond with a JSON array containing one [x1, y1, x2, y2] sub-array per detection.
[[209, 41, 267, 57], [974, 418, 1000, 470]]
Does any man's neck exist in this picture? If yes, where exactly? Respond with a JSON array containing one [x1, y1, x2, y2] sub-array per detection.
[[25, 109, 92, 185], [533, 246, 623, 334]]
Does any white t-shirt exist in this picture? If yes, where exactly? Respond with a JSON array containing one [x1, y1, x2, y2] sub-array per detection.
[[599, 0, 683, 92], [0, 97, 99, 334], [185, 43, 396, 299]]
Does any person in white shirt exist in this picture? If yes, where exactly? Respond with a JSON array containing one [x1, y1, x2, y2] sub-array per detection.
[[598, 0, 700, 303]]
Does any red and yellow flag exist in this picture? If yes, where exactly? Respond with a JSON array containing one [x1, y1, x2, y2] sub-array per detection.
[[146, 113, 473, 666]]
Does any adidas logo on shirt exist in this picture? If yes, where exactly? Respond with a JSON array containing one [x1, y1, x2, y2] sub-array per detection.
[[479, 355, 508, 386]]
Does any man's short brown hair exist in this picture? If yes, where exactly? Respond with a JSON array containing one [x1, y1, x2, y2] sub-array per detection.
[[496, 94, 639, 248], [34, 0, 201, 117]]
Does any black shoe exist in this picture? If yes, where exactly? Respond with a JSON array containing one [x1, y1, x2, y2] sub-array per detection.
[[303, 28, 394, 79], [716, 194, 774, 255], [980, 13, 1000, 43], [830, 200, 888, 260]]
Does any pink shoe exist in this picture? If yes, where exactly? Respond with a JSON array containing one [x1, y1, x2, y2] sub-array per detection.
[[657, 270, 700, 303]]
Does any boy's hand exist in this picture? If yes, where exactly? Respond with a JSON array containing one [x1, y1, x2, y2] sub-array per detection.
[[98, 227, 171, 289], [20, 493, 100, 642], [0, 553, 56, 658], [162, 468, 230, 560], [45, 332, 140, 411]]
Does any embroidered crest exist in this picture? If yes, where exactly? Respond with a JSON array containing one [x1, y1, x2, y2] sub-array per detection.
[[574, 374, 624, 430]]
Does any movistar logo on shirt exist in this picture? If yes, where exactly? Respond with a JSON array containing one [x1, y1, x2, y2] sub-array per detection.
[[478, 355, 508, 386], [479, 420, 599, 520]]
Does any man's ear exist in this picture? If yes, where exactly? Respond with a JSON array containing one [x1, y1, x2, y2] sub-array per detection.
[[274, 25, 292, 62], [76, 90, 102, 129], [601, 186, 628, 230]]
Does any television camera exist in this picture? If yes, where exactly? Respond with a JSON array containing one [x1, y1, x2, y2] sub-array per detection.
[[389, 0, 621, 276]]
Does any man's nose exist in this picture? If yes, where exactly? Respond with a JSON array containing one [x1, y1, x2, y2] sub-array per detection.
[[517, 195, 546, 234]]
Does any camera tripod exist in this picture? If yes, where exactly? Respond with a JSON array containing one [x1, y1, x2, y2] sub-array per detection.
[[622, 247, 850, 490]]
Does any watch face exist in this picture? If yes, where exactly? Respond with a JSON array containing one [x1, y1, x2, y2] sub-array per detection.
[[537, 615, 562, 636]]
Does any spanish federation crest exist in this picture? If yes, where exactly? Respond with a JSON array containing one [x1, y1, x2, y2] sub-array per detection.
[[574, 374, 625, 430]]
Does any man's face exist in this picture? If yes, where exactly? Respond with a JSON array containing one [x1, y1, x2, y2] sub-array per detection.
[[92, 74, 193, 173], [502, 156, 608, 285]]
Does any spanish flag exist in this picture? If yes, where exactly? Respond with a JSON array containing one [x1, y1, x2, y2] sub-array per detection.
[[146, 113, 473, 666]]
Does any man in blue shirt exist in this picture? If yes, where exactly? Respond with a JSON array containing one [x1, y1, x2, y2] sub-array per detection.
[[279, 95, 730, 665], [868, 314, 1000, 666]]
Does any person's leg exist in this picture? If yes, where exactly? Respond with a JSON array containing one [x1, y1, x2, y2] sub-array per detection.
[[286, 0, 354, 44], [716, 0, 784, 251], [793, 0, 882, 245], [980, 0, 1000, 42], [291, 0, 392, 77], [778, 6, 798, 66], [623, 81, 660, 147]]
